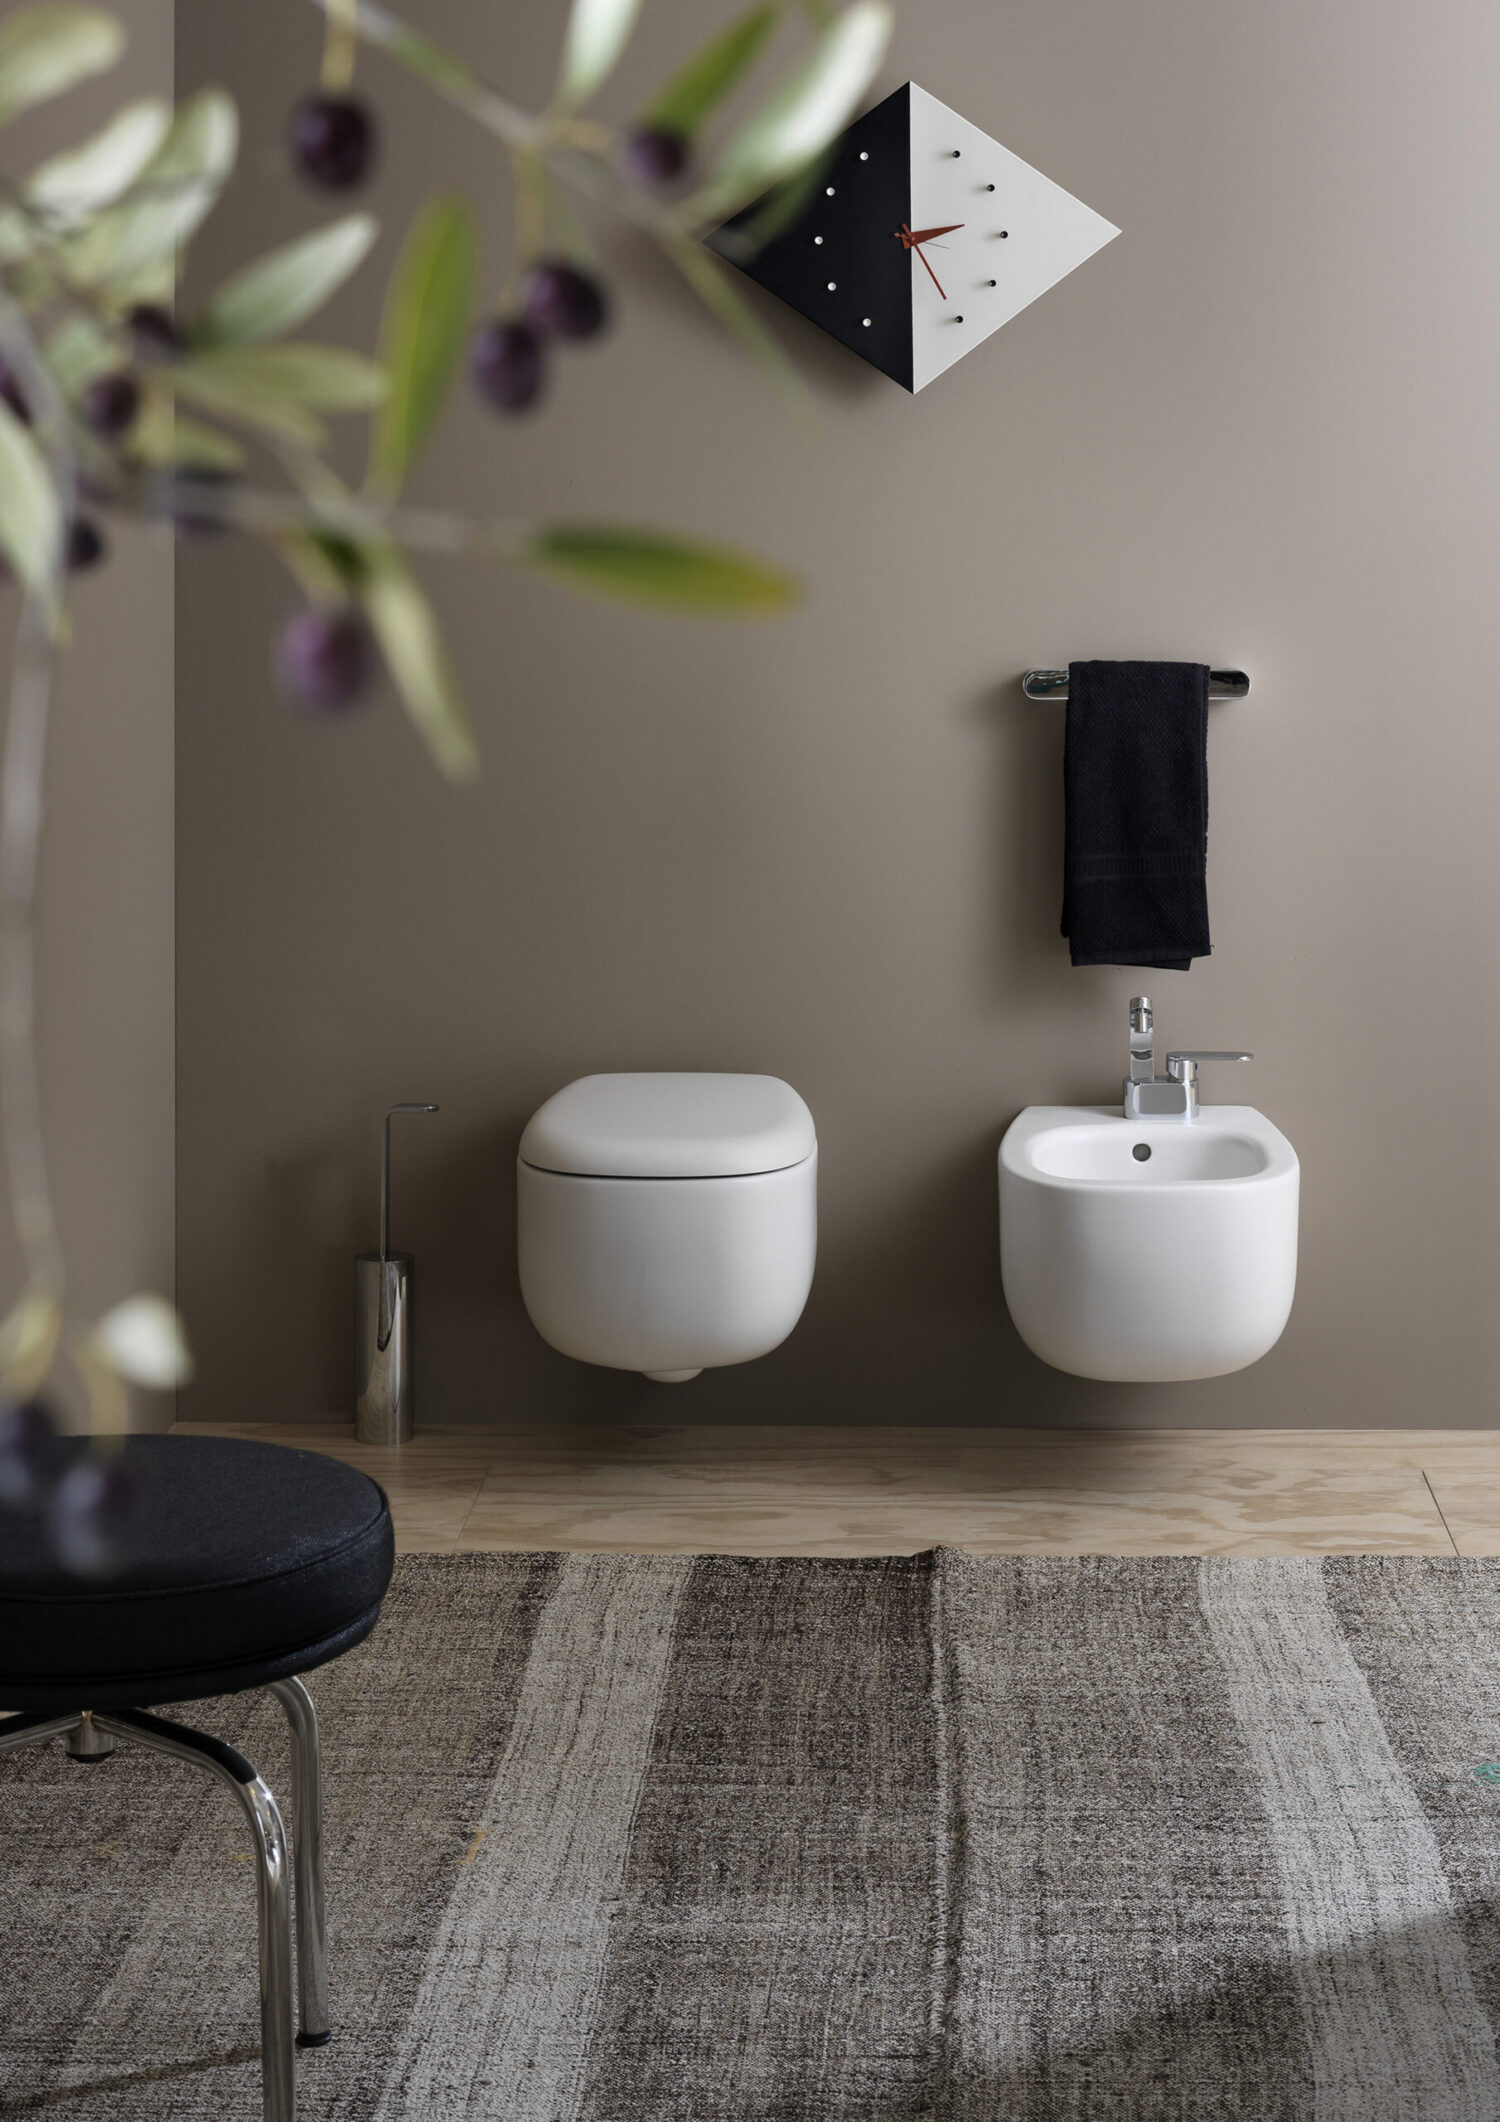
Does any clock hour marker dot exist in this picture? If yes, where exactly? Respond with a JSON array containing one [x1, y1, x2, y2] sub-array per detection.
[[950, 150, 961, 158], [955, 314, 964, 322], [814, 236, 824, 245], [825, 186, 835, 196], [999, 230, 1009, 238], [859, 151, 869, 161], [827, 281, 837, 291], [986, 278, 997, 287], [985, 183, 996, 192], [862, 317, 871, 327]]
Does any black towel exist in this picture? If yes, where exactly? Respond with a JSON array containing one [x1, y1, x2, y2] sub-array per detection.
[[1060, 660, 1211, 970]]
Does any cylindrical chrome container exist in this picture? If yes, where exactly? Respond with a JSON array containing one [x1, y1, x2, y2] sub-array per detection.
[[355, 1251, 414, 1444]]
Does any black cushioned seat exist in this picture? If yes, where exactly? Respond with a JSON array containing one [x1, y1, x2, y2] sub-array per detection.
[[0, 1435, 394, 1712]]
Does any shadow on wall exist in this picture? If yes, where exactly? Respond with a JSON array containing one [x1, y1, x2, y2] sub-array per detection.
[[233, 1090, 1283, 1428], [354, 1095, 1217, 1429], [252, 1146, 361, 1418], [986, 675, 1069, 1011], [234, 1105, 1050, 1429], [397, 1106, 1174, 1429], [234, 1114, 535, 1424], [205, 670, 1244, 1430], [621, 223, 894, 409], [415, 1109, 549, 1424], [793, 1122, 1171, 1428]]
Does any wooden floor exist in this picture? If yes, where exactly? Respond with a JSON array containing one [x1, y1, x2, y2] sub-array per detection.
[[169, 1421, 1500, 1557]]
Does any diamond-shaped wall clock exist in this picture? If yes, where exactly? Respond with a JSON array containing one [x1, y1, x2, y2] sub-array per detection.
[[706, 82, 1119, 394]]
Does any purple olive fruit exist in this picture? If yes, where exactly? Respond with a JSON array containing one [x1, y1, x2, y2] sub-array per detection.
[[623, 125, 690, 187], [522, 258, 610, 342], [126, 304, 182, 360], [67, 518, 106, 571], [0, 1399, 64, 1509], [276, 608, 371, 712], [290, 93, 375, 189], [50, 1453, 138, 1577], [469, 317, 546, 413], [80, 370, 140, 439]]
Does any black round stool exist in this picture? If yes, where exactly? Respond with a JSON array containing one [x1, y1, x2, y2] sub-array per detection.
[[0, 1434, 394, 2122]]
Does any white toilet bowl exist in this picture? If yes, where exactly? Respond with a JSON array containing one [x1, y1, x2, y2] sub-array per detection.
[[517, 1073, 817, 1382]]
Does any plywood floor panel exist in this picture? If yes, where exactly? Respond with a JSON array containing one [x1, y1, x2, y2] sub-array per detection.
[[168, 1422, 1493, 1556]]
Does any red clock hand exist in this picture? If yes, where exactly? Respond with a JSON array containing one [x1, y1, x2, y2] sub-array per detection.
[[897, 224, 949, 302], [911, 244, 948, 302], [904, 222, 965, 245]]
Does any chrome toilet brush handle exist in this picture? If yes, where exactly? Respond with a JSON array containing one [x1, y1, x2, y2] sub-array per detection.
[[356, 1102, 438, 1446]]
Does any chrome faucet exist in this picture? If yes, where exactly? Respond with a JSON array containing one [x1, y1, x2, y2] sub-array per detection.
[[1128, 996, 1155, 1086], [1122, 995, 1252, 1121]]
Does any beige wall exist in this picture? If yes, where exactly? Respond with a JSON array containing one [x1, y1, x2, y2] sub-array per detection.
[[175, 0, 1500, 1428], [0, 0, 176, 1431]]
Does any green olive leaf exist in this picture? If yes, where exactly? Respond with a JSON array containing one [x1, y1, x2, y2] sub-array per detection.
[[193, 213, 378, 348], [705, 0, 892, 210], [361, 548, 479, 781], [0, 1286, 62, 1400], [43, 311, 117, 393], [346, 9, 475, 102], [128, 390, 245, 471], [520, 524, 800, 615], [714, 148, 830, 262], [0, 5, 122, 129], [556, 0, 642, 110], [0, 396, 62, 607], [663, 232, 807, 413], [163, 415, 244, 471], [25, 96, 169, 227], [177, 343, 387, 411], [643, 5, 778, 139], [63, 87, 237, 289], [167, 358, 326, 448], [276, 525, 367, 604], [368, 195, 474, 496]]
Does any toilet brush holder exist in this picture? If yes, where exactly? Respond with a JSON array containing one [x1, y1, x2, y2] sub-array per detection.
[[354, 1101, 437, 1445], [355, 1251, 414, 1444]]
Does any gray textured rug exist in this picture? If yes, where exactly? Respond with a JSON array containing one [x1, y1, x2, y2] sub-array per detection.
[[5, 1552, 1500, 2118]]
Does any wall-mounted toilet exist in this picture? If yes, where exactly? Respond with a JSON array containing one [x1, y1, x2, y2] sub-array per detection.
[[517, 1073, 817, 1382]]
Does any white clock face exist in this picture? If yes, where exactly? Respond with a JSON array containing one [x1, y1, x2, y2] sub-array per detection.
[[707, 82, 1119, 395], [906, 84, 1119, 392]]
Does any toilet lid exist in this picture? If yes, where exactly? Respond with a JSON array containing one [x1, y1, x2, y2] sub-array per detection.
[[519, 1073, 816, 1179]]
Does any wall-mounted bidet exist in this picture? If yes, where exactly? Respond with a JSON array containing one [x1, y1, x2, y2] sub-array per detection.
[[999, 998, 1298, 1381], [518, 1073, 816, 1382]]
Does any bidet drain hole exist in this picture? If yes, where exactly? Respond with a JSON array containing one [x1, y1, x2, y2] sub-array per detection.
[[1132, 1143, 1151, 1161]]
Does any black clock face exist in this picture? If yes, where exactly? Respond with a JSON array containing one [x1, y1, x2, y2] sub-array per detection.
[[706, 81, 916, 392]]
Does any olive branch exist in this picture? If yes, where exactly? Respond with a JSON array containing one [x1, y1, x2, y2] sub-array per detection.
[[0, 0, 893, 1562]]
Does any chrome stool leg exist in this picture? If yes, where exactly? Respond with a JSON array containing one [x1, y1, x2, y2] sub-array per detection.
[[64, 1709, 116, 1762], [0, 1704, 298, 2119], [0, 1709, 84, 1756], [269, 1677, 330, 2046], [94, 1708, 297, 2122]]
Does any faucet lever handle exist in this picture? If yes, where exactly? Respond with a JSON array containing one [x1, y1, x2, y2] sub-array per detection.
[[1166, 1050, 1253, 1098]]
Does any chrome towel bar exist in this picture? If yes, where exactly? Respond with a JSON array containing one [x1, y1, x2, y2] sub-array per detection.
[[1023, 668, 1251, 702]]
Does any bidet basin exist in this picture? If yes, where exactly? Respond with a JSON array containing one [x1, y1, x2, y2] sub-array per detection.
[[999, 1105, 1298, 1382]]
